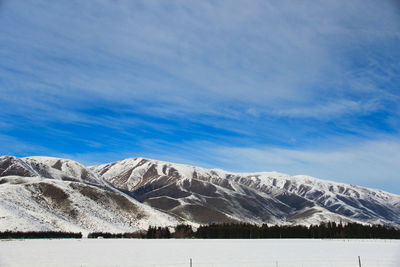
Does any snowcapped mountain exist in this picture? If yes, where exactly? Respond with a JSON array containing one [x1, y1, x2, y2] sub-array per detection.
[[1, 156, 101, 185], [0, 156, 186, 234], [91, 157, 400, 227], [1, 155, 400, 233]]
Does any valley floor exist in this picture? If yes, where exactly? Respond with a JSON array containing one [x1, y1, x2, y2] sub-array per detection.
[[0, 239, 399, 266]]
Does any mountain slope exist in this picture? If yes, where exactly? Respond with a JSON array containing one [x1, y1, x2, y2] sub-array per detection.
[[1, 155, 399, 233], [0, 156, 184, 233], [0, 156, 104, 185], [91, 157, 400, 227]]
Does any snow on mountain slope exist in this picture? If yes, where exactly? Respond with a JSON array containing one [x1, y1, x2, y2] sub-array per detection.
[[91, 158, 400, 227], [22, 156, 106, 186], [0, 175, 182, 233], [0, 156, 188, 233], [1, 155, 399, 232], [0, 156, 38, 177], [0, 156, 104, 185]]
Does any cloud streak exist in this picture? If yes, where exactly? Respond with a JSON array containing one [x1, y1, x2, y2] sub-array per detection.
[[1, 0, 399, 116], [207, 138, 400, 194]]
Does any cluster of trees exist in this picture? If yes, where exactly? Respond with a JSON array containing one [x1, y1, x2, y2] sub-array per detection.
[[309, 222, 400, 239], [0, 231, 82, 239], [146, 226, 171, 238], [88, 225, 194, 239], [173, 224, 194, 238], [88, 232, 144, 239], [146, 225, 194, 238], [195, 222, 400, 239]]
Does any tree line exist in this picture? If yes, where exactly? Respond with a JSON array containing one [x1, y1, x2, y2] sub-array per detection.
[[1, 222, 399, 239], [87, 222, 400, 239], [195, 222, 400, 239], [0, 231, 82, 239]]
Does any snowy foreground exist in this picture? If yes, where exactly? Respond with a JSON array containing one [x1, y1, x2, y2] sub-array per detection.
[[0, 239, 399, 267]]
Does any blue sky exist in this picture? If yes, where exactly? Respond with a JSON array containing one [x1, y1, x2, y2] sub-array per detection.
[[1, 0, 400, 193]]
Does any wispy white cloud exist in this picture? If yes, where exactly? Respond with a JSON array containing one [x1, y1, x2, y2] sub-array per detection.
[[271, 99, 381, 119], [206, 138, 400, 194], [1, 0, 399, 120]]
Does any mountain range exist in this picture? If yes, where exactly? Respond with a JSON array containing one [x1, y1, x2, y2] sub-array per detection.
[[1, 155, 399, 234]]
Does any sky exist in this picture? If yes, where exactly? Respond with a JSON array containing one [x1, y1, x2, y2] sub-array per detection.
[[0, 0, 400, 194]]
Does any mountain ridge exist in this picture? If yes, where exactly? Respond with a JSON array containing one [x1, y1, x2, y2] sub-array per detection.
[[1, 155, 399, 233], [90, 157, 400, 226], [93, 156, 399, 197]]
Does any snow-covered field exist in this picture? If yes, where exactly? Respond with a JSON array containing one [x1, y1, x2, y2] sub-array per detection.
[[0, 239, 399, 267]]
